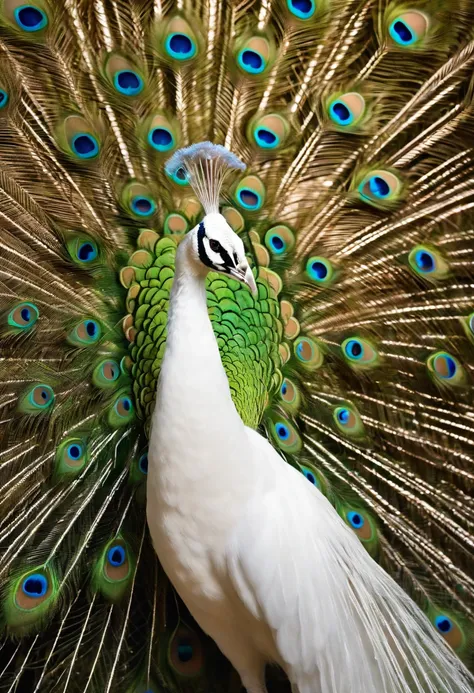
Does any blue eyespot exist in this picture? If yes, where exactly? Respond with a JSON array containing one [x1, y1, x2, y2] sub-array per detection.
[[131, 196, 156, 217], [337, 408, 350, 424], [276, 423, 290, 440], [414, 249, 435, 273], [434, 615, 453, 634], [107, 545, 126, 567], [368, 176, 390, 198], [287, 0, 315, 19], [71, 133, 99, 159], [14, 5, 48, 32], [302, 467, 319, 487], [148, 127, 174, 152], [0, 89, 8, 109], [139, 453, 148, 474], [254, 127, 279, 149], [281, 382, 288, 396], [8, 301, 39, 330], [167, 167, 189, 186], [177, 641, 194, 662], [347, 511, 365, 529], [310, 261, 327, 280], [268, 235, 285, 253], [67, 443, 83, 460], [113, 70, 144, 96], [237, 189, 260, 210], [165, 33, 197, 60], [77, 241, 98, 262], [389, 19, 415, 46], [28, 384, 54, 410], [22, 573, 48, 597], [344, 339, 363, 360], [238, 49, 264, 74], [329, 101, 352, 125]]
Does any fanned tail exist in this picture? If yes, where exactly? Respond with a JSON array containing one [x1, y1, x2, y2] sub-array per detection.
[[0, 0, 473, 690]]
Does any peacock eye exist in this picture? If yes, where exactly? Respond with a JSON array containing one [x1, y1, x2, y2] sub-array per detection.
[[209, 239, 221, 253]]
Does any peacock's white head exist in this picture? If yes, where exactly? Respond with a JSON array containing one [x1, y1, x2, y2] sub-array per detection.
[[165, 142, 257, 295], [190, 213, 257, 294]]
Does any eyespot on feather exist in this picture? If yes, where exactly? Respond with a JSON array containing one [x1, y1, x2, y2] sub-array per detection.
[[54, 438, 88, 479], [249, 114, 289, 150], [121, 181, 157, 219], [3, 0, 49, 33], [67, 318, 102, 346], [341, 337, 379, 369], [407, 244, 449, 281], [426, 351, 465, 387], [0, 88, 9, 109], [294, 336, 324, 370], [267, 412, 302, 453], [235, 36, 273, 75], [108, 392, 135, 427], [4, 567, 58, 633], [104, 54, 145, 96], [67, 235, 99, 266], [280, 377, 301, 414], [18, 383, 55, 413], [286, 0, 316, 20], [327, 92, 366, 129], [234, 175, 265, 211], [160, 17, 199, 62], [305, 256, 336, 286], [429, 611, 466, 652], [357, 169, 402, 207], [388, 11, 429, 47], [57, 115, 100, 161], [147, 114, 177, 153], [93, 359, 121, 388], [461, 311, 474, 344], [92, 538, 133, 601], [168, 624, 204, 677], [333, 403, 364, 437], [8, 302, 39, 330], [265, 225, 295, 255], [300, 465, 320, 489]]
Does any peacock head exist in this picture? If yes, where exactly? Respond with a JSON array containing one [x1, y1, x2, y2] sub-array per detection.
[[189, 212, 257, 294], [166, 142, 257, 294]]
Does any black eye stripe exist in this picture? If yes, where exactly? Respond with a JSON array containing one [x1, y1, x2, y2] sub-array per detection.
[[197, 222, 236, 272]]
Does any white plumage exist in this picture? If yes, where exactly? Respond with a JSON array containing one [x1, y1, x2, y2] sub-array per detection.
[[147, 146, 474, 693]]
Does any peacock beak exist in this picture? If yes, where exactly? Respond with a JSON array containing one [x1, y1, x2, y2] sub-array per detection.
[[244, 266, 258, 297], [230, 263, 258, 296]]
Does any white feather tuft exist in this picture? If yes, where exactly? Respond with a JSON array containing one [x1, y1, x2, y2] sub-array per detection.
[[165, 141, 246, 214]]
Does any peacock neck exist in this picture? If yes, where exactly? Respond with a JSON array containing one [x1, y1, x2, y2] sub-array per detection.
[[150, 232, 245, 462]]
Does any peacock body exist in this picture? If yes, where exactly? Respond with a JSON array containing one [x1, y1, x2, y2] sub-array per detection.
[[0, 0, 473, 690]]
